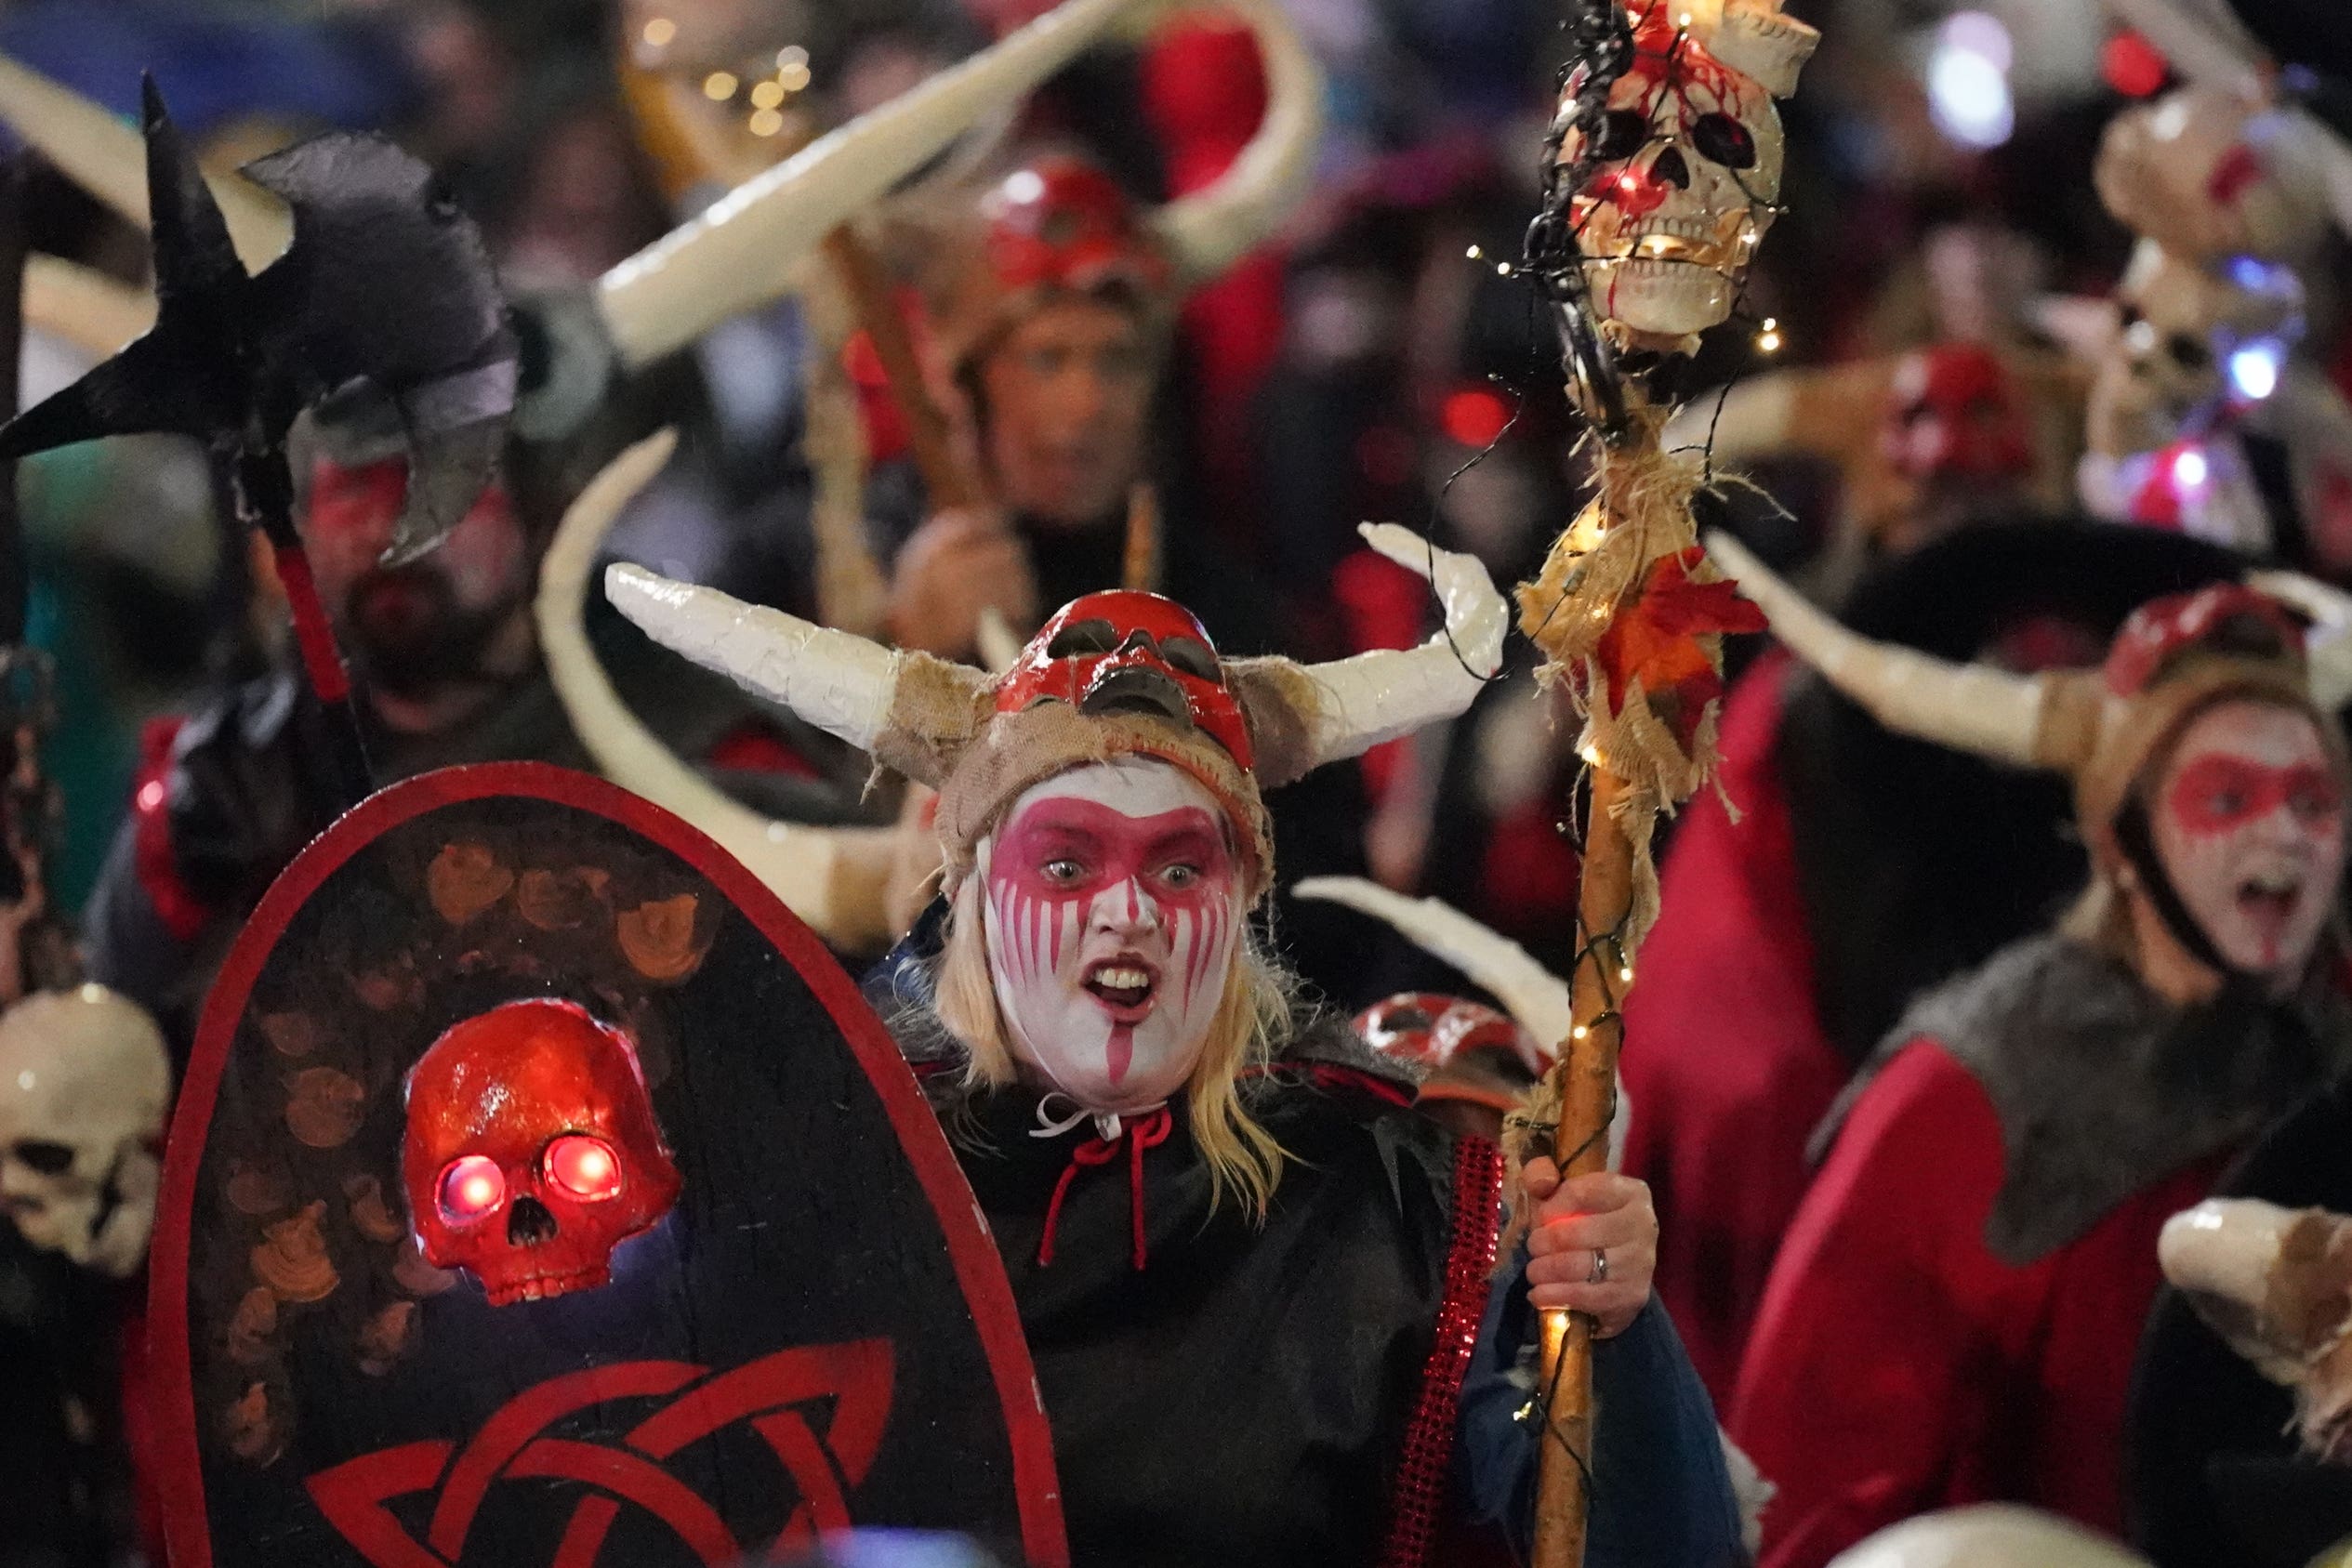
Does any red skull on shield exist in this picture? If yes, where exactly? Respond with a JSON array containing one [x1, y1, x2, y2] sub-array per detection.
[[402, 999, 681, 1306]]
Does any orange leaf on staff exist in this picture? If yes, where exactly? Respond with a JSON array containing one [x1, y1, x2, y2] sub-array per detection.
[[1592, 547, 1767, 742]]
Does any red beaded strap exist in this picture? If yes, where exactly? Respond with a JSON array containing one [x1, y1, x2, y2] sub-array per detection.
[[1380, 1133, 1505, 1567]]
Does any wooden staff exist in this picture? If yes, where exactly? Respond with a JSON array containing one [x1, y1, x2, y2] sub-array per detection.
[[1122, 482, 1160, 592], [1531, 763, 1636, 1565], [821, 225, 988, 512]]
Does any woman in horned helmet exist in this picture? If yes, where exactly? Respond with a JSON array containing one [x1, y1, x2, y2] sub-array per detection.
[[1711, 534, 2352, 1566], [603, 489, 1744, 1561]]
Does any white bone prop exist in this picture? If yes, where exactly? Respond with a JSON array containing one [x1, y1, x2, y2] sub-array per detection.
[[0, 983, 170, 1278], [1294, 522, 1509, 766], [0, 54, 294, 271], [1824, 1505, 2155, 1568], [535, 430, 903, 952], [1702, 529, 2050, 768], [2160, 1197, 2352, 1377]]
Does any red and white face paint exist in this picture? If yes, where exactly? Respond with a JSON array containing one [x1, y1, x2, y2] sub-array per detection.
[[2148, 701, 2345, 981], [980, 760, 1243, 1113]]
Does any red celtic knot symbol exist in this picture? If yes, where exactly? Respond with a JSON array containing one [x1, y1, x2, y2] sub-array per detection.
[[305, 1338, 896, 1567]]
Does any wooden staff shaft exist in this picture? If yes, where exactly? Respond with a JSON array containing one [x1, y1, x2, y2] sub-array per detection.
[[1531, 763, 1637, 1568], [821, 227, 988, 513]]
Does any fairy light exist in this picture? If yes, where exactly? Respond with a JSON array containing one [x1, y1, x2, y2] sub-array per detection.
[[1466, 244, 1485, 260], [778, 59, 813, 91], [1572, 1025, 1591, 1040], [1496, 260, 1514, 277], [641, 17, 677, 47], [1756, 316, 1783, 353], [1619, 966, 1634, 982], [750, 79, 786, 109], [777, 44, 810, 69], [748, 108, 786, 137], [1579, 744, 1603, 765], [703, 71, 739, 100]]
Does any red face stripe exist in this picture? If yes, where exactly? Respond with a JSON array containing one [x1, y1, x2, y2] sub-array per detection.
[[2165, 757, 2345, 837]]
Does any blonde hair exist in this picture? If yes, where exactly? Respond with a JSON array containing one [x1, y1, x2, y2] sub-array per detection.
[[932, 875, 1293, 1219]]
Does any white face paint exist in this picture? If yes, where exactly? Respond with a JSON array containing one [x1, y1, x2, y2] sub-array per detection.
[[2147, 701, 2346, 982], [980, 760, 1244, 1114]]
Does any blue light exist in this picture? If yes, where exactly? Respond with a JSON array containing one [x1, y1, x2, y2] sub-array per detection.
[[2228, 342, 2282, 402]]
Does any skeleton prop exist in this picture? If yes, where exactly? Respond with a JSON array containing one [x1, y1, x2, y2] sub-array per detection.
[[152, 764, 1068, 1565], [0, 984, 169, 1277], [1513, 4, 1813, 1558]]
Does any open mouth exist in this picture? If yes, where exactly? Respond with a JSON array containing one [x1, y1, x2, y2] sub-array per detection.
[[1081, 666, 1191, 726], [1083, 957, 1159, 1024], [2236, 868, 2304, 946]]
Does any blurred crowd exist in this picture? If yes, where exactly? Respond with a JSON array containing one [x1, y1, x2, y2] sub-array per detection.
[[8, 0, 2352, 1562]]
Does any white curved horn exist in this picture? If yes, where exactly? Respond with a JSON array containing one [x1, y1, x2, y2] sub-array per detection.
[[2248, 567, 2352, 710], [1704, 529, 2049, 769], [604, 564, 905, 755], [0, 55, 292, 271], [595, 0, 1153, 368], [1287, 522, 1505, 770], [25, 254, 154, 357], [1292, 876, 1571, 1049], [536, 429, 901, 953], [1148, 0, 1326, 285], [1289, 874, 1633, 1171]]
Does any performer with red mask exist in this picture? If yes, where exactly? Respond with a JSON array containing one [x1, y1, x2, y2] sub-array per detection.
[[1711, 534, 2352, 1566], [602, 489, 1747, 1563]]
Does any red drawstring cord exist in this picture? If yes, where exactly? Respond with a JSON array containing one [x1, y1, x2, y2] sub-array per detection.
[[1036, 1104, 1172, 1271]]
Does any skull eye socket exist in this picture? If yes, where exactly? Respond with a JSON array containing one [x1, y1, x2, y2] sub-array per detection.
[[1689, 112, 1757, 170], [437, 1154, 506, 1225], [11, 1140, 74, 1175], [2167, 334, 2213, 373], [1588, 109, 1651, 164], [1046, 618, 1121, 658], [544, 1134, 624, 1201], [1160, 637, 1219, 680]]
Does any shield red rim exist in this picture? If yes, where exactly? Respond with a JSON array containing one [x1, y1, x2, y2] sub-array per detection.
[[147, 761, 1068, 1568]]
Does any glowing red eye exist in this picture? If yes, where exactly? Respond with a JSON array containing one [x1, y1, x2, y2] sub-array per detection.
[[544, 1135, 624, 1201], [436, 1155, 505, 1224]]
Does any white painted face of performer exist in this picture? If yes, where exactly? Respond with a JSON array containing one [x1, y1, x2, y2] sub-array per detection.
[[979, 760, 1244, 1114], [2146, 700, 2347, 989]]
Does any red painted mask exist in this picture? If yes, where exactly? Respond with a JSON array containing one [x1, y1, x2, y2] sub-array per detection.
[[997, 591, 1254, 768], [1879, 345, 2033, 484], [979, 157, 1171, 300], [1354, 993, 1545, 1076], [402, 999, 680, 1307]]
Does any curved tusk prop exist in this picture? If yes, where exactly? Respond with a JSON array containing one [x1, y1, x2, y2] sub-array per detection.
[[0, 54, 292, 271], [604, 564, 904, 756], [595, 0, 1152, 368], [1287, 523, 1504, 773], [537, 429, 901, 953], [25, 254, 154, 357], [2248, 566, 2352, 712], [1704, 529, 2048, 769], [1150, 0, 1326, 285]]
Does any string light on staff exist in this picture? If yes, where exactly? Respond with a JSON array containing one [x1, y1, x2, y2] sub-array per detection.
[[1755, 316, 1783, 353]]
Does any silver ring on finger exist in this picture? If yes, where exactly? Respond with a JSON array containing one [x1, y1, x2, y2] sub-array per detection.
[[1588, 1247, 1610, 1285]]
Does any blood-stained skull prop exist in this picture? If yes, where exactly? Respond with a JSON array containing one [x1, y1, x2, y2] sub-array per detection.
[[0, 985, 169, 1276], [2087, 240, 2303, 461], [997, 591, 1254, 768], [2095, 86, 2331, 267], [1547, 0, 1817, 346], [402, 999, 680, 1306]]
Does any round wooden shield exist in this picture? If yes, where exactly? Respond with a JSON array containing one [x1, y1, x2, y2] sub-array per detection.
[[147, 763, 1064, 1568]]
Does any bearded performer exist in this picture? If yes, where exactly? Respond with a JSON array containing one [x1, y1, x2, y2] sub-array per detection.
[[597, 437, 1744, 1562], [1711, 531, 2352, 1567]]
